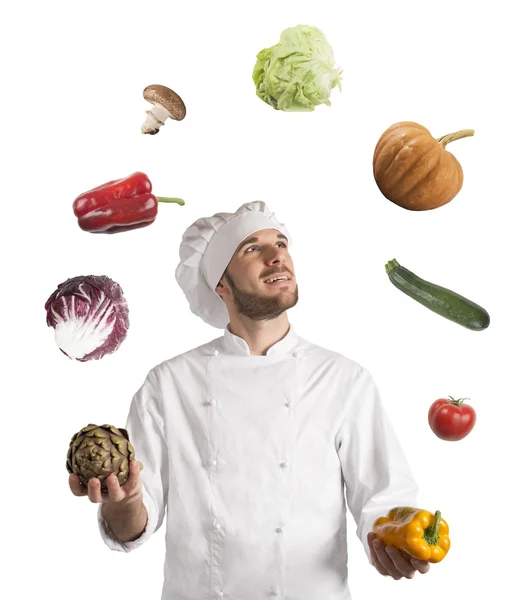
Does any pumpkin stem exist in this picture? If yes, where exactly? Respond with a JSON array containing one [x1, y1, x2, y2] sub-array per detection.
[[436, 129, 475, 147]]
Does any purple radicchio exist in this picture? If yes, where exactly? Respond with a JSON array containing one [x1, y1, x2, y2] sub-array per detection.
[[45, 275, 129, 362]]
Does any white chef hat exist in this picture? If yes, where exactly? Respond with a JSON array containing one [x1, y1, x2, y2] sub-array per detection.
[[175, 201, 292, 329]]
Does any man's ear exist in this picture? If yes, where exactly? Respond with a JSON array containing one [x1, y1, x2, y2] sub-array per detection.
[[215, 268, 231, 297], [215, 279, 226, 298]]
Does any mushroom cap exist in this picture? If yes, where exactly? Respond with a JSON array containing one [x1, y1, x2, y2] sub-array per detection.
[[143, 84, 186, 121]]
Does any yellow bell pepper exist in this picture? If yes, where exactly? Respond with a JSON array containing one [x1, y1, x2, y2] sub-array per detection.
[[372, 507, 450, 563]]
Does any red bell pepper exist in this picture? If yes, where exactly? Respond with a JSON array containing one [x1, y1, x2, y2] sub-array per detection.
[[73, 172, 184, 233]]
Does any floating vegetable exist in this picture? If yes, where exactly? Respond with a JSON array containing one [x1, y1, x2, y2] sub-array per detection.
[[66, 424, 143, 492], [253, 24, 342, 111], [385, 258, 490, 331], [373, 122, 474, 210], [429, 396, 476, 441], [141, 84, 186, 135], [73, 171, 184, 233], [45, 275, 129, 361], [372, 507, 450, 563]]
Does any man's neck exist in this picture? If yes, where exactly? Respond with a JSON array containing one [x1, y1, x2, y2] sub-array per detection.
[[227, 314, 291, 356]]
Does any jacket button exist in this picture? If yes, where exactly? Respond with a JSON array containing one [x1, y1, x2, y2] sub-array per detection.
[[216, 592, 224, 598], [208, 459, 218, 467], [285, 401, 292, 408], [212, 350, 219, 357], [207, 398, 217, 407], [279, 461, 288, 468], [292, 351, 299, 358], [275, 526, 284, 534]]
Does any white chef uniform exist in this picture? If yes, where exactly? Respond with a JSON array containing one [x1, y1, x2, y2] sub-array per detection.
[[97, 202, 419, 599]]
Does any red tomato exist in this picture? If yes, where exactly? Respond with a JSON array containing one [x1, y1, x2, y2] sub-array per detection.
[[428, 397, 476, 441]]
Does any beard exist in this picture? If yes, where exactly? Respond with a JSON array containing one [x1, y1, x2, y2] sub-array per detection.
[[224, 271, 299, 321]]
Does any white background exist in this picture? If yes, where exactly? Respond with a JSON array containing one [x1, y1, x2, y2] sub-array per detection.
[[2, 0, 518, 598]]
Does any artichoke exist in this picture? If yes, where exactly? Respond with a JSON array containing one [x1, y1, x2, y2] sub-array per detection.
[[66, 424, 142, 492]]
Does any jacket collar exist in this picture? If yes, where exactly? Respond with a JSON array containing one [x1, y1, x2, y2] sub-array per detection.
[[222, 323, 299, 357]]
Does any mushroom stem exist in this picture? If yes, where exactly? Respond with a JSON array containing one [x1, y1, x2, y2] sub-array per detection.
[[141, 103, 172, 135]]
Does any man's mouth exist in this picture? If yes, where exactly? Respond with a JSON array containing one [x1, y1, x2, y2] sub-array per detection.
[[263, 275, 290, 285]]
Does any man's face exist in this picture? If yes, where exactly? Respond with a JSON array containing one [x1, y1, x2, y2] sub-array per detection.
[[217, 228, 298, 320]]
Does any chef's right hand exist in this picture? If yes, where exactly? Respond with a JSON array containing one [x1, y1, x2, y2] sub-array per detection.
[[68, 458, 143, 505]]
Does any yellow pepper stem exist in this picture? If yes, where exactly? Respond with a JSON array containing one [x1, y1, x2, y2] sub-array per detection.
[[423, 510, 441, 546]]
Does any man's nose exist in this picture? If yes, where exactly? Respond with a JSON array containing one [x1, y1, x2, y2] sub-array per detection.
[[266, 246, 286, 265]]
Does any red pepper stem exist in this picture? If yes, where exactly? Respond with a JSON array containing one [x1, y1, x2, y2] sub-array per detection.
[[156, 196, 185, 205], [423, 510, 441, 546]]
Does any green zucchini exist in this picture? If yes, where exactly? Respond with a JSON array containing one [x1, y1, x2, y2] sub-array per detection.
[[385, 258, 490, 331]]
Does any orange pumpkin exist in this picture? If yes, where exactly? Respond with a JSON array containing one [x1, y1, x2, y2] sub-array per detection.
[[373, 122, 474, 211]]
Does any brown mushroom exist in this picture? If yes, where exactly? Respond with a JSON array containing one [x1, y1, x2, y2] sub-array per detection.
[[141, 84, 186, 135]]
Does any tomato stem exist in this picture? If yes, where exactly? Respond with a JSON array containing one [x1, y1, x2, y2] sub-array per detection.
[[448, 395, 470, 406]]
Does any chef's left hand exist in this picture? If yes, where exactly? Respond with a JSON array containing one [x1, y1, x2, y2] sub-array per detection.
[[367, 532, 430, 579]]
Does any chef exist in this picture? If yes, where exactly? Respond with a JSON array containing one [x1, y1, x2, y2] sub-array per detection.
[[69, 201, 431, 599]]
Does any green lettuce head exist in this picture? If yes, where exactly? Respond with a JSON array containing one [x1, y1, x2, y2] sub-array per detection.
[[253, 24, 342, 112]]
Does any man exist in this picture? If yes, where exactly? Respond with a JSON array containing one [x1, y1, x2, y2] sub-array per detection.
[[69, 201, 431, 599]]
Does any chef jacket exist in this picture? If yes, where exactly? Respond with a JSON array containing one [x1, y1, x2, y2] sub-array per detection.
[[98, 324, 419, 600]]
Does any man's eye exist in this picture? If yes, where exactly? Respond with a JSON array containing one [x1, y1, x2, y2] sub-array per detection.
[[246, 242, 286, 252]]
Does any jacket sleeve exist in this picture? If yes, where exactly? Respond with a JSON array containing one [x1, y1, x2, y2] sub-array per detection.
[[336, 367, 419, 562], [97, 368, 168, 552]]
